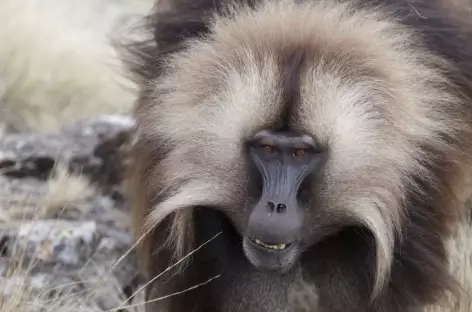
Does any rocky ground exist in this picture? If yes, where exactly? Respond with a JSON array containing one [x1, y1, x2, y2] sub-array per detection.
[[0, 116, 144, 311]]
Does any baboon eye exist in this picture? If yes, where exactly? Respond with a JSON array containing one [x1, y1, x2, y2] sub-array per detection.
[[261, 145, 275, 153], [293, 149, 308, 157]]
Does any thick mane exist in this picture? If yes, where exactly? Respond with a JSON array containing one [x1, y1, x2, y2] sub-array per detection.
[[123, 0, 472, 310]]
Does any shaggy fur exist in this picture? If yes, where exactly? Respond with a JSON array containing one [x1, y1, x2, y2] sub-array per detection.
[[124, 0, 472, 311], [0, 0, 153, 132]]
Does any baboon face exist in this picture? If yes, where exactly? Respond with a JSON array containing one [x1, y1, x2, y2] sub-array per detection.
[[148, 44, 411, 275], [241, 129, 326, 272]]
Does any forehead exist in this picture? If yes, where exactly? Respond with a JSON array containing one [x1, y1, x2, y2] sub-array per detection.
[[216, 45, 390, 142], [151, 1, 406, 147], [155, 39, 392, 149]]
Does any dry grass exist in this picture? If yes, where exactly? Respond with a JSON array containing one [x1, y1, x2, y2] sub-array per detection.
[[0, 0, 152, 133], [1, 164, 97, 221], [39, 164, 96, 218], [0, 163, 147, 312], [0, 237, 146, 312], [0, 267, 144, 312]]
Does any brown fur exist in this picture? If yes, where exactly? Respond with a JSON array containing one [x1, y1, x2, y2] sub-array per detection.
[[123, 0, 472, 311]]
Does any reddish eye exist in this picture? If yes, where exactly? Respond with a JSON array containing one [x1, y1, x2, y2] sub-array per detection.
[[293, 149, 308, 157], [262, 145, 275, 153]]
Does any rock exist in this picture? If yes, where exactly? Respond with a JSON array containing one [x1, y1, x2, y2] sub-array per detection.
[[2, 220, 99, 267], [0, 271, 79, 297], [0, 219, 141, 309], [0, 115, 142, 311], [0, 115, 135, 192]]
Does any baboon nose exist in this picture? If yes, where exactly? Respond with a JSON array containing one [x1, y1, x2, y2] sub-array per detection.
[[276, 203, 287, 213], [266, 201, 287, 213]]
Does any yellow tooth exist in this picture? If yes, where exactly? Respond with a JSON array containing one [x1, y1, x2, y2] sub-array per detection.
[[253, 239, 287, 250]]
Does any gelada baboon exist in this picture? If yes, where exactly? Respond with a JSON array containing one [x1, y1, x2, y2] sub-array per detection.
[[123, 0, 472, 311]]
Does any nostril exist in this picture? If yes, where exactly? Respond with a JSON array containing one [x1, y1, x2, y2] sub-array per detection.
[[276, 203, 287, 213], [267, 201, 275, 212]]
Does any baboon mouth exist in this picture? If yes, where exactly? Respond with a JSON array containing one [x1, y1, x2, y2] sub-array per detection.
[[243, 236, 299, 273], [248, 237, 294, 251]]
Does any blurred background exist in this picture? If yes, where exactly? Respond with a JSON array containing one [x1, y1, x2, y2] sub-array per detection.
[[0, 0, 154, 134], [0, 2, 155, 311]]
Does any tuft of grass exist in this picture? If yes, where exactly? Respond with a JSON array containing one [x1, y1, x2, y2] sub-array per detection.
[[39, 164, 96, 218], [0, 164, 96, 221]]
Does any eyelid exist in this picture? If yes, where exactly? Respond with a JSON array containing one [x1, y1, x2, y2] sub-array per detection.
[[258, 139, 274, 147], [260, 144, 276, 153]]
